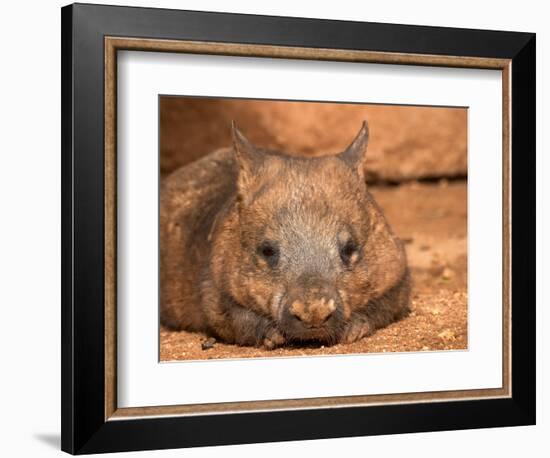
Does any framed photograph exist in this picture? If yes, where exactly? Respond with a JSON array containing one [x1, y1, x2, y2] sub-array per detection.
[[61, 3, 536, 454]]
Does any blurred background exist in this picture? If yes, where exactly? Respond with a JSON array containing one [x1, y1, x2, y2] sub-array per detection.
[[160, 97, 467, 184], [159, 97, 469, 361]]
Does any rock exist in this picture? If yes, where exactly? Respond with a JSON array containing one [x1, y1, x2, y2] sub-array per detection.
[[201, 337, 216, 350], [160, 98, 467, 183], [438, 330, 456, 341], [441, 267, 454, 280]]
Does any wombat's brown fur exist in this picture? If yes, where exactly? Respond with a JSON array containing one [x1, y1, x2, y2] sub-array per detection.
[[161, 122, 410, 348]]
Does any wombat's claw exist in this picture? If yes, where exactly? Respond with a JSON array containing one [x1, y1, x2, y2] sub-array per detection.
[[342, 322, 371, 344], [263, 329, 286, 349]]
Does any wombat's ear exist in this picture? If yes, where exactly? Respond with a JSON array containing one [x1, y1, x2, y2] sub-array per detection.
[[339, 121, 369, 176], [232, 121, 264, 192]]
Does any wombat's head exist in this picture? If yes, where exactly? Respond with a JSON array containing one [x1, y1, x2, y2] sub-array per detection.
[[212, 122, 406, 344]]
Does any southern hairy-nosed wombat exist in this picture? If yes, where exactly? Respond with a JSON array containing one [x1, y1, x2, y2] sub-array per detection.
[[160, 121, 410, 348]]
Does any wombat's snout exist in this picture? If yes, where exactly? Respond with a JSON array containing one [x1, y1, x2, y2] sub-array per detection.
[[289, 297, 336, 327], [285, 278, 341, 329]]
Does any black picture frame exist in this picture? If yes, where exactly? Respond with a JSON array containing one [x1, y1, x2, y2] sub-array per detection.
[[61, 3, 536, 454]]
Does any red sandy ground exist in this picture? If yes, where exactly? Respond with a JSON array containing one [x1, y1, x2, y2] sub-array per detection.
[[160, 180, 467, 361]]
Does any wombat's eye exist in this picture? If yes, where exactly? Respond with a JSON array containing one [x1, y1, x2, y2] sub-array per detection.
[[339, 240, 358, 266], [257, 241, 279, 267]]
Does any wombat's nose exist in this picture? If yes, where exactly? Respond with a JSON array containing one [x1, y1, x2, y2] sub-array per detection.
[[289, 298, 336, 327]]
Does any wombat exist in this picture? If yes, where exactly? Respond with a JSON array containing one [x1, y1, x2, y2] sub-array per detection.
[[160, 121, 410, 348]]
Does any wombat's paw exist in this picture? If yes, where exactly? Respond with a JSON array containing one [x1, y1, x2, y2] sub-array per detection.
[[342, 321, 372, 344], [262, 328, 286, 350]]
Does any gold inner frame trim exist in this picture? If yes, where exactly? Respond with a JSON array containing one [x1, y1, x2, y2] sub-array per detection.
[[104, 36, 512, 421]]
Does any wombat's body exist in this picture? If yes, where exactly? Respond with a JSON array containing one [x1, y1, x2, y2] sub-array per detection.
[[161, 123, 410, 348]]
